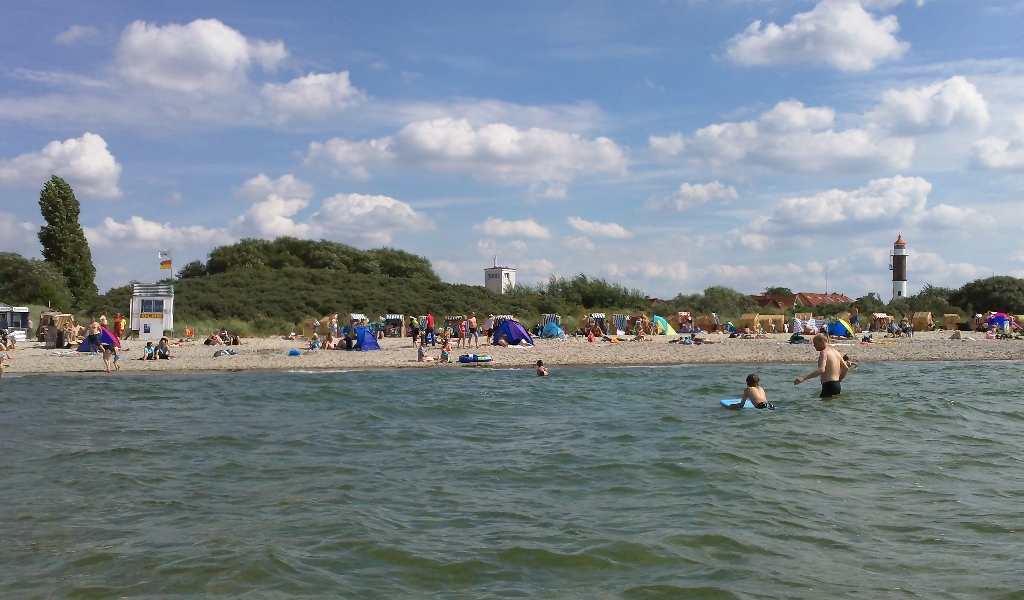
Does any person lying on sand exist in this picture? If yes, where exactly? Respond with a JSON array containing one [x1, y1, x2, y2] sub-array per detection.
[[727, 373, 774, 410]]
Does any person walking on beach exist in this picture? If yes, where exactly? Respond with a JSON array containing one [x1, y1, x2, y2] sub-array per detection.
[[468, 312, 479, 348], [425, 313, 436, 346], [86, 318, 102, 353], [794, 334, 848, 398]]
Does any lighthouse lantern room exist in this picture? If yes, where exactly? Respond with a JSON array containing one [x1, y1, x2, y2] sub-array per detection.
[[891, 234, 908, 300]]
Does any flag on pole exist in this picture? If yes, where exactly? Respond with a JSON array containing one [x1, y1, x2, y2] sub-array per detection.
[[159, 250, 172, 270]]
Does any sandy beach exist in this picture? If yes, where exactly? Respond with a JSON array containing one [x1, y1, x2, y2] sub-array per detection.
[[3, 330, 1023, 376]]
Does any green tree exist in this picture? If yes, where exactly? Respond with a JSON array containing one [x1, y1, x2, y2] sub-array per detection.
[[37, 176, 97, 306], [176, 260, 207, 279], [948, 276, 1024, 314], [763, 286, 793, 296], [853, 293, 886, 315], [0, 252, 73, 308]]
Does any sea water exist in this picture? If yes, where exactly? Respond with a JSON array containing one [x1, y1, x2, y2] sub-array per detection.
[[2, 362, 1023, 598]]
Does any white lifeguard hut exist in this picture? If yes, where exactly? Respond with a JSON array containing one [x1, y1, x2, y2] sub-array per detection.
[[130, 283, 174, 340], [484, 256, 516, 294], [890, 234, 908, 300]]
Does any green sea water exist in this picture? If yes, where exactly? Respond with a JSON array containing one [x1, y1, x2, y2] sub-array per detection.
[[2, 361, 1023, 598]]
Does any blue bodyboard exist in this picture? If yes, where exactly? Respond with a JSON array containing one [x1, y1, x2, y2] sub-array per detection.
[[720, 398, 755, 409]]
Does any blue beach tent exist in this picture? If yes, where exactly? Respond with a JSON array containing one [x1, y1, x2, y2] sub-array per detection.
[[354, 326, 380, 351], [541, 322, 566, 339], [827, 319, 855, 338], [493, 319, 534, 345]]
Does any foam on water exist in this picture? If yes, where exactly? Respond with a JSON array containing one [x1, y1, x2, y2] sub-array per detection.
[[2, 361, 1024, 598]]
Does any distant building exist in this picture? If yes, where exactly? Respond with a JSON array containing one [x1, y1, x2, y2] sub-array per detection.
[[130, 283, 174, 340], [750, 292, 853, 309], [891, 234, 908, 300], [484, 260, 516, 294]]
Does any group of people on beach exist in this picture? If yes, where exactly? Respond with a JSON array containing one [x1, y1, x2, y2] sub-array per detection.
[[726, 334, 852, 410], [409, 313, 483, 349]]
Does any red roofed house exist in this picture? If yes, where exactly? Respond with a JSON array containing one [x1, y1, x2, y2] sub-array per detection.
[[750, 292, 853, 309]]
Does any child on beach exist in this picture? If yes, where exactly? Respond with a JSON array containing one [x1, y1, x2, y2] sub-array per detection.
[[417, 340, 434, 362], [440, 339, 452, 363], [536, 360, 548, 376], [140, 341, 156, 360], [727, 374, 774, 410]]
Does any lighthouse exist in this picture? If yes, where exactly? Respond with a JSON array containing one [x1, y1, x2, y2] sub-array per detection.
[[891, 234, 908, 299]]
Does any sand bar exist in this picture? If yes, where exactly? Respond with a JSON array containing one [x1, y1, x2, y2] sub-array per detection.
[[3, 331, 1023, 376]]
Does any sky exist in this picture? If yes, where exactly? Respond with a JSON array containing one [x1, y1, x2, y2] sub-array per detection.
[[2, 0, 1023, 299]]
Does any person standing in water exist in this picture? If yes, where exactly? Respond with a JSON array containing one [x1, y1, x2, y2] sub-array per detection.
[[794, 334, 849, 398], [536, 360, 548, 376]]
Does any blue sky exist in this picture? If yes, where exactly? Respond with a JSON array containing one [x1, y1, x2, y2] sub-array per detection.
[[2, 0, 1023, 299]]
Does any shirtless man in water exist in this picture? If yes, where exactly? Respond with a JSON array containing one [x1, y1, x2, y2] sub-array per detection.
[[794, 333, 849, 398]]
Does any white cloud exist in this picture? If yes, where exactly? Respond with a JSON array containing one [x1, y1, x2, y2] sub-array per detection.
[[772, 175, 931, 227], [563, 236, 595, 251], [916, 203, 986, 229], [473, 217, 551, 239], [260, 71, 366, 121], [517, 259, 555, 276], [85, 216, 225, 248], [970, 117, 1024, 169], [970, 136, 1024, 169], [606, 261, 690, 282], [434, 260, 461, 277], [727, 0, 909, 72], [646, 181, 738, 211], [317, 192, 426, 245], [567, 216, 632, 238], [0, 132, 122, 198], [648, 133, 685, 156], [55, 25, 99, 45], [116, 19, 287, 93], [236, 173, 314, 203], [232, 195, 316, 238], [653, 100, 913, 174], [869, 76, 990, 134], [0, 213, 38, 254], [231, 174, 426, 244], [733, 176, 985, 249], [307, 117, 626, 186]]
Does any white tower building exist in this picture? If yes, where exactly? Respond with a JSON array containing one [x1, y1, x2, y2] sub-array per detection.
[[484, 256, 516, 294], [891, 234, 908, 300]]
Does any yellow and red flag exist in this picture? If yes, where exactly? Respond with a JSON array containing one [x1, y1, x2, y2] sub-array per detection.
[[159, 250, 172, 270]]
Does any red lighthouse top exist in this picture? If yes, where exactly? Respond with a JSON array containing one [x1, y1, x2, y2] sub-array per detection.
[[895, 234, 905, 246]]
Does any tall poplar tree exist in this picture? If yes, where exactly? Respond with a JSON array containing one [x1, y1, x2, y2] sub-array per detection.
[[38, 175, 97, 306]]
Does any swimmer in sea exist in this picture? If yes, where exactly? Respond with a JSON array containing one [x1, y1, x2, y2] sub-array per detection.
[[727, 373, 774, 409], [794, 333, 849, 398], [536, 359, 548, 376]]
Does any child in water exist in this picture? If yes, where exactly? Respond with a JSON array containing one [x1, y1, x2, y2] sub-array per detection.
[[536, 360, 548, 376], [728, 373, 774, 410]]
